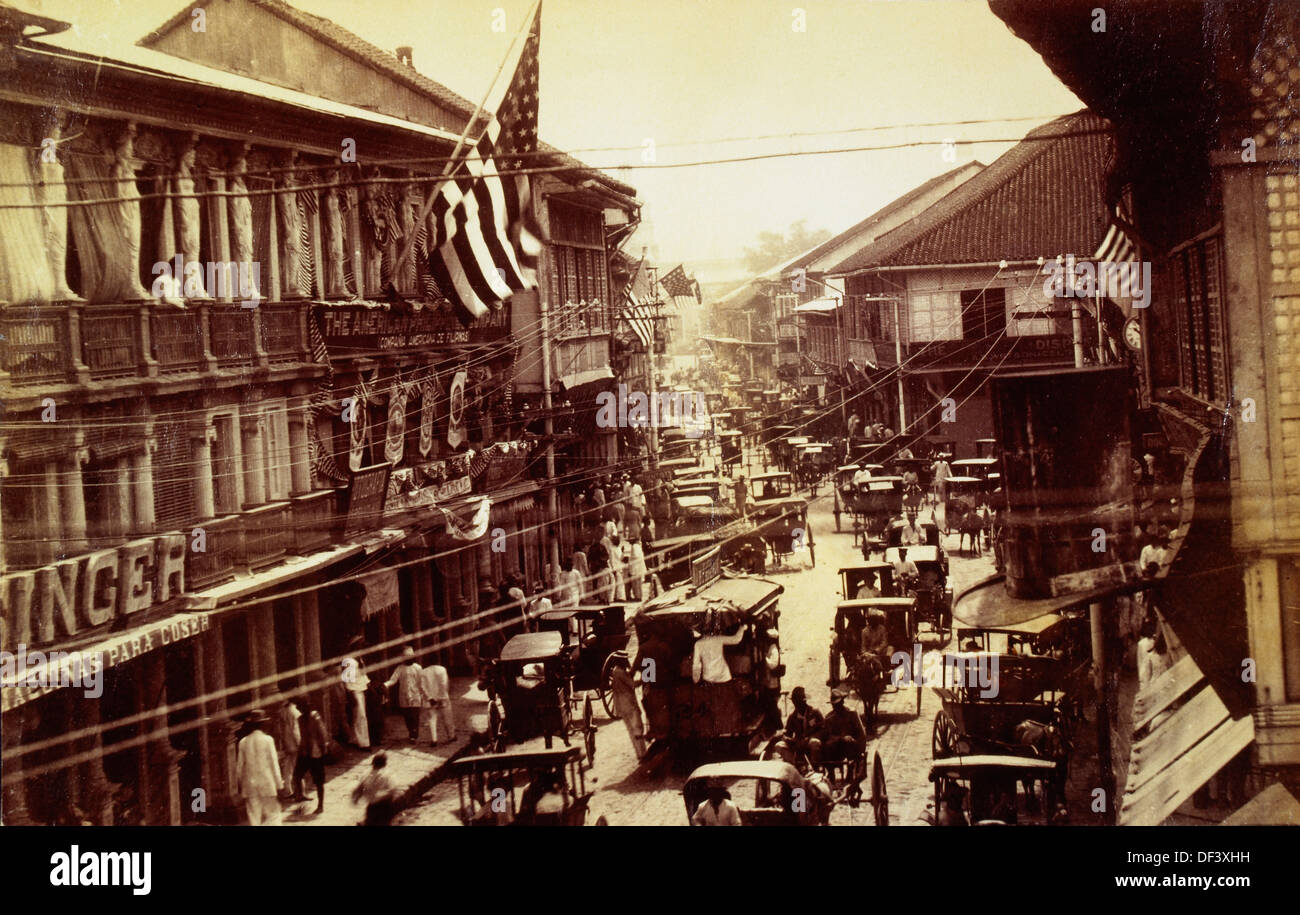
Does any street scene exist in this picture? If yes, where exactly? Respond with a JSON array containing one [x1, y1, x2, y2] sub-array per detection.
[[1, 0, 1299, 839]]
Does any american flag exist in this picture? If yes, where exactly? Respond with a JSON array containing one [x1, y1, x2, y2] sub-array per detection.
[[659, 264, 694, 298], [428, 4, 545, 321]]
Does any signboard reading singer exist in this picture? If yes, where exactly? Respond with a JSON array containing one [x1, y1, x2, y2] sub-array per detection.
[[346, 464, 392, 538]]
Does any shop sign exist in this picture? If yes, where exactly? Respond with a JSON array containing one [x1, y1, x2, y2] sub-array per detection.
[[345, 464, 391, 537], [691, 547, 722, 591], [0, 534, 188, 653]]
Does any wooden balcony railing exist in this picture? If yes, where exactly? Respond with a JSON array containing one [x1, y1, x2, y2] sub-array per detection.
[[290, 489, 341, 555], [241, 501, 290, 571], [185, 514, 242, 591], [0, 300, 322, 388]]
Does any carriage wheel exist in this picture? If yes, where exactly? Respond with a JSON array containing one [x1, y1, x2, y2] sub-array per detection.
[[932, 710, 959, 759], [828, 649, 840, 687], [488, 701, 506, 753], [872, 751, 889, 826], [915, 672, 923, 717], [599, 656, 627, 719]]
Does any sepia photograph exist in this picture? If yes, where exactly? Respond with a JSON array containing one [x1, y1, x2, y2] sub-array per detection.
[[0, 0, 1291, 888]]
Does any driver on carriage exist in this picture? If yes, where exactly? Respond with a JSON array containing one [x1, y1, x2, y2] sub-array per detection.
[[783, 686, 825, 763], [854, 572, 881, 600], [899, 512, 923, 546], [892, 547, 919, 587], [859, 609, 893, 664], [820, 689, 867, 766]]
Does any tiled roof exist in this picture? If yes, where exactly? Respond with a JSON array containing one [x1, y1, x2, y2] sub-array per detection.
[[829, 111, 1114, 274], [785, 161, 985, 271]]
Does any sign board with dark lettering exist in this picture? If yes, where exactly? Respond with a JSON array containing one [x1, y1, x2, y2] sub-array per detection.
[[691, 547, 722, 591], [315, 304, 508, 356], [345, 464, 392, 538]]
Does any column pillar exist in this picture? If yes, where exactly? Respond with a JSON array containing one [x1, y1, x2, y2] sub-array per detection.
[[192, 423, 217, 520], [61, 445, 92, 551], [0, 709, 35, 825], [241, 414, 266, 508], [71, 694, 116, 825], [248, 603, 277, 700], [287, 404, 312, 494], [41, 462, 62, 565], [199, 622, 237, 817], [131, 440, 157, 535], [113, 455, 134, 539]]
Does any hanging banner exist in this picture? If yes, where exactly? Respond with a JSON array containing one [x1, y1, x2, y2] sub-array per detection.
[[447, 370, 467, 449], [442, 497, 491, 540], [385, 381, 407, 465], [419, 381, 435, 457], [358, 568, 400, 620], [347, 389, 369, 472]]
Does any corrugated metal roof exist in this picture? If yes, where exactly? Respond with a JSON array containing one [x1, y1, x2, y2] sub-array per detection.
[[829, 111, 1114, 274]]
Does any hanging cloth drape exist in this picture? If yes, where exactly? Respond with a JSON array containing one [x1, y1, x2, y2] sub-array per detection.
[[0, 142, 57, 303], [64, 138, 150, 303]]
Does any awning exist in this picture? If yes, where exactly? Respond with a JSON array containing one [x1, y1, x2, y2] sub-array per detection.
[[557, 365, 614, 391], [795, 296, 839, 313], [1221, 783, 1300, 826], [358, 567, 400, 620], [1, 610, 214, 712], [952, 573, 1138, 630], [1120, 649, 1254, 826]]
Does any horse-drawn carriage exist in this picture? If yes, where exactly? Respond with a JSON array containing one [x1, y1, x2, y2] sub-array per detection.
[[747, 475, 815, 568], [685, 753, 889, 826], [943, 475, 987, 544], [924, 755, 1066, 826], [794, 442, 836, 491], [484, 632, 598, 759], [845, 476, 903, 547], [929, 633, 1076, 812], [633, 576, 785, 758], [451, 746, 597, 826], [882, 537, 952, 643], [764, 425, 797, 469], [826, 590, 920, 733], [719, 429, 743, 469], [891, 457, 932, 512], [536, 605, 633, 718]]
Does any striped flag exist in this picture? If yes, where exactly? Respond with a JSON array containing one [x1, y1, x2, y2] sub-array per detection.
[[428, 4, 544, 321], [659, 264, 694, 298]]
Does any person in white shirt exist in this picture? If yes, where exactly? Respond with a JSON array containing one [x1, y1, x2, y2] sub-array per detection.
[[892, 548, 919, 586], [1139, 530, 1169, 577], [235, 709, 283, 826], [691, 616, 747, 684], [692, 786, 742, 826], [852, 466, 872, 488], [420, 661, 456, 745]]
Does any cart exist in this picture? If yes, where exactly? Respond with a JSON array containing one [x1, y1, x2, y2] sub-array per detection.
[[536, 605, 633, 718], [451, 746, 596, 826]]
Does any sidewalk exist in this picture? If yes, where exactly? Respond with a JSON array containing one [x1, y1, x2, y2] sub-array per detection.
[[281, 674, 488, 826]]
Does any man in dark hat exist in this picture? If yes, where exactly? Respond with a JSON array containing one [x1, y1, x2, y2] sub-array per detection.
[[783, 686, 825, 764], [235, 709, 283, 825], [822, 689, 867, 763]]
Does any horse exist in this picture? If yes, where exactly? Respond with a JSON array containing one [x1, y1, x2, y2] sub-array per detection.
[[850, 652, 888, 732], [1012, 718, 1070, 813], [958, 505, 991, 555]]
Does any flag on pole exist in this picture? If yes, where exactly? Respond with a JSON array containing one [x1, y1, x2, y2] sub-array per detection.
[[659, 264, 695, 299], [429, 4, 545, 321]]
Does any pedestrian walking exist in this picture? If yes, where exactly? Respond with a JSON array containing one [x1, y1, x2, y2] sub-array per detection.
[[384, 647, 430, 743], [276, 698, 301, 791], [292, 701, 329, 815], [341, 656, 370, 749], [609, 664, 647, 760], [420, 661, 457, 745], [351, 753, 398, 826], [235, 709, 283, 826]]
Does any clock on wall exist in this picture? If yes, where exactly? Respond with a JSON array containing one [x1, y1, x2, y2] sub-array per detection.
[[1123, 316, 1142, 351]]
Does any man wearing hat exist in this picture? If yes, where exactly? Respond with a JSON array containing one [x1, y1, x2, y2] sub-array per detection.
[[822, 689, 867, 765], [384, 647, 431, 743], [783, 686, 825, 765], [235, 709, 284, 826]]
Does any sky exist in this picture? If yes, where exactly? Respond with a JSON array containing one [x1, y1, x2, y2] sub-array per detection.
[[24, 0, 1083, 283]]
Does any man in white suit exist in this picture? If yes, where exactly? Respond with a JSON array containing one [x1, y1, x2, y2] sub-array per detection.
[[236, 709, 284, 825]]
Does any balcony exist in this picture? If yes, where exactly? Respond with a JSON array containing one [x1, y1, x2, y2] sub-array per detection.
[[0, 300, 319, 390], [185, 514, 242, 591], [290, 489, 341, 555], [240, 501, 291, 571]]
